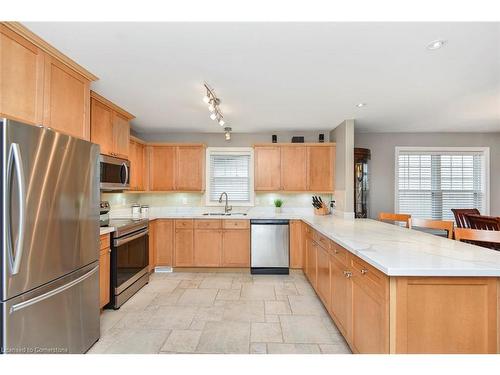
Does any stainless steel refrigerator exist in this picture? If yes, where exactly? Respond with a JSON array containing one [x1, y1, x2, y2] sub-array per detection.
[[1, 119, 100, 354]]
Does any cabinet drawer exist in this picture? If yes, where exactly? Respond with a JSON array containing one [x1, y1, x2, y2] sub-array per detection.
[[175, 219, 194, 229], [223, 220, 249, 229], [99, 234, 110, 251], [195, 219, 221, 229], [351, 255, 388, 297], [313, 230, 331, 251], [330, 242, 348, 266]]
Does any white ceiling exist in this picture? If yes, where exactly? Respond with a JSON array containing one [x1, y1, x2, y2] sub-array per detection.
[[25, 22, 500, 133]]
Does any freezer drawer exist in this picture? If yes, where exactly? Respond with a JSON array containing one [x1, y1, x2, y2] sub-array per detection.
[[251, 219, 289, 273], [1, 262, 100, 354]]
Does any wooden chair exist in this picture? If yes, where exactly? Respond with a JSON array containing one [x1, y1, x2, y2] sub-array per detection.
[[410, 218, 454, 239], [466, 214, 500, 231], [378, 212, 411, 228], [454, 228, 500, 250], [451, 208, 480, 228]]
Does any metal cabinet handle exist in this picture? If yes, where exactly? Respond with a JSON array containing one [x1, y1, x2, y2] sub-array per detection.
[[361, 269, 368, 275], [343, 271, 352, 278]]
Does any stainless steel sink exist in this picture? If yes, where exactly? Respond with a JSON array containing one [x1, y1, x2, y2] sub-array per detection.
[[201, 212, 247, 216]]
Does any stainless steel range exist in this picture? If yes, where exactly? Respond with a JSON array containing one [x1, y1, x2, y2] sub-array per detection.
[[108, 218, 149, 309]]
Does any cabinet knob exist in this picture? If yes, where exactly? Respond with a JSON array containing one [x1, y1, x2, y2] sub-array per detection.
[[108, 249, 111, 253], [334, 249, 339, 254], [360, 269, 368, 275], [343, 271, 352, 278]]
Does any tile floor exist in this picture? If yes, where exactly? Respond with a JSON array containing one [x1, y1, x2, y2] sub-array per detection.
[[88, 270, 351, 354]]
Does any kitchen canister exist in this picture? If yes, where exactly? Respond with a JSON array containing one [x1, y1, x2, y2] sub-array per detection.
[[140, 205, 149, 218], [131, 203, 140, 219]]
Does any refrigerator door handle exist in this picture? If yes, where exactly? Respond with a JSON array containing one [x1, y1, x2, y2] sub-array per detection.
[[7, 143, 27, 275], [9, 265, 99, 313]]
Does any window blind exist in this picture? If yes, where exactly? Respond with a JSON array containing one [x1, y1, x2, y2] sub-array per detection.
[[209, 153, 251, 203], [396, 150, 485, 221]]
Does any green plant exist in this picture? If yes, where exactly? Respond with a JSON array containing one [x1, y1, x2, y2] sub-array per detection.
[[274, 199, 283, 208]]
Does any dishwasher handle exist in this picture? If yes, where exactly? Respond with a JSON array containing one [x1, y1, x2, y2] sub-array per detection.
[[251, 219, 289, 225]]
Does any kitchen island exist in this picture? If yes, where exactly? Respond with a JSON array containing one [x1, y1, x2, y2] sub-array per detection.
[[108, 207, 500, 354]]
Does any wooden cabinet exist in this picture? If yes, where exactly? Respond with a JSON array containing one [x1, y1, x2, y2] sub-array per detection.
[[154, 220, 174, 267], [305, 237, 317, 287], [99, 234, 111, 309], [90, 92, 133, 158], [254, 146, 281, 191], [176, 146, 205, 191], [174, 221, 194, 267], [0, 25, 44, 125], [290, 220, 304, 269], [194, 229, 222, 267], [149, 146, 176, 191], [148, 220, 157, 272], [129, 138, 146, 191], [254, 144, 335, 192], [281, 146, 307, 190], [307, 145, 335, 191], [222, 227, 250, 267], [329, 256, 352, 338], [1, 23, 96, 138], [316, 243, 331, 308]]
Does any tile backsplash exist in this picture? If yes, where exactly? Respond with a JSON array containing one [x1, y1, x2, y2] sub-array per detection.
[[101, 192, 333, 209]]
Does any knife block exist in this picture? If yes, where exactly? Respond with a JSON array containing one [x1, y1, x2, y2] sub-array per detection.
[[314, 206, 330, 215]]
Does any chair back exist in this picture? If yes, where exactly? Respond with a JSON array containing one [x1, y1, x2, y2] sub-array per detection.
[[378, 212, 411, 228], [466, 215, 500, 231], [451, 208, 480, 228], [410, 218, 454, 239], [454, 228, 500, 249]]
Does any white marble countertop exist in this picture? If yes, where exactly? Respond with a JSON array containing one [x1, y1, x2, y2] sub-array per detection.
[[108, 206, 500, 277], [100, 227, 115, 236]]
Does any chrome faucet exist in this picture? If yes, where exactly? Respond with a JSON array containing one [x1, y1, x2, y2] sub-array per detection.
[[218, 192, 232, 214]]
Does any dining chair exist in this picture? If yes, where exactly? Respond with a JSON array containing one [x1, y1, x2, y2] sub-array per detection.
[[451, 208, 480, 228], [378, 212, 411, 228], [410, 218, 454, 239], [454, 228, 500, 250], [466, 214, 500, 231]]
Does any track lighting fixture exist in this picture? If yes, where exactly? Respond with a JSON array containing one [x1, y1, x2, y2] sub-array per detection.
[[203, 83, 229, 139], [224, 127, 232, 141]]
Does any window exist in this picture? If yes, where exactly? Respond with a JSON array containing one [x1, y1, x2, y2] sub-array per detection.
[[205, 147, 254, 206], [395, 147, 489, 221]]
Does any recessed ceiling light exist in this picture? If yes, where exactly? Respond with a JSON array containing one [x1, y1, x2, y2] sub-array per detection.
[[427, 39, 446, 50], [355, 103, 367, 108]]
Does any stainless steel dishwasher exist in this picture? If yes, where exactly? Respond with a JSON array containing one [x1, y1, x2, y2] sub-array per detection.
[[251, 219, 289, 274]]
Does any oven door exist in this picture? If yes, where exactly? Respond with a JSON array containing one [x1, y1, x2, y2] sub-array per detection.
[[100, 155, 130, 190], [111, 229, 149, 295]]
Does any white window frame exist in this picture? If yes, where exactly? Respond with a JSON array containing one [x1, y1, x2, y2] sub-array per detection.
[[394, 146, 490, 217], [205, 147, 255, 207]]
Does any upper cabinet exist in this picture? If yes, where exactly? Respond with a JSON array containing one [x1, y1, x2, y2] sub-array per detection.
[[90, 91, 133, 159], [0, 22, 97, 138], [129, 138, 146, 191], [254, 143, 335, 192], [149, 145, 176, 191]]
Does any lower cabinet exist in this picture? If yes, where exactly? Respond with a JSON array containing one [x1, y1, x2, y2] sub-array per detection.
[[289, 220, 304, 269], [194, 229, 222, 267], [154, 220, 174, 267], [305, 237, 317, 287], [174, 228, 194, 267], [222, 229, 250, 267], [99, 234, 111, 309], [316, 243, 331, 309], [329, 257, 352, 338]]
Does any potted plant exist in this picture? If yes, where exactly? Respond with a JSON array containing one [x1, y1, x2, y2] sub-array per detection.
[[274, 198, 283, 214]]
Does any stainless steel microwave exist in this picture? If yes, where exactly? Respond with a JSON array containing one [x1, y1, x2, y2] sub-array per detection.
[[100, 154, 130, 191]]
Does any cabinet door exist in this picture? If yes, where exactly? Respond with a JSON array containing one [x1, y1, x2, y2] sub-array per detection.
[[351, 277, 389, 353], [99, 248, 110, 308], [305, 238, 317, 287], [175, 146, 205, 191], [129, 140, 144, 191], [222, 229, 250, 267], [254, 146, 281, 191], [148, 221, 156, 272], [194, 229, 222, 267], [281, 146, 307, 191], [43, 56, 90, 140], [0, 25, 44, 125], [330, 257, 352, 339], [316, 244, 331, 308], [174, 228, 194, 267], [150, 146, 176, 191], [155, 220, 174, 266], [112, 112, 130, 159], [90, 98, 114, 156], [307, 146, 335, 192], [289, 220, 304, 269]]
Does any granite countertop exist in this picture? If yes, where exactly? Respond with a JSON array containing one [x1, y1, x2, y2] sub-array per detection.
[[107, 206, 500, 277]]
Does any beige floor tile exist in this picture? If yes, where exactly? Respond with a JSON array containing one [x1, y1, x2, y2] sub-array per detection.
[[178, 280, 201, 289], [265, 314, 280, 323], [99, 309, 126, 334], [141, 279, 180, 294], [189, 320, 206, 330], [294, 281, 316, 296], [103, 328, 171, 354], [148, 288, 185, 307], [265, 300, 291, 315], [198, 277, 233, 290], [216, 289, 241, 301], [196, 321, 250, 354], [250, 343, 267, 354], [119, 291, 159, 312], [275, 282, 299, 296], [319, 343, 352, 354], [113, 309, 158, 330], [194, 305, 225, 322], [288, 295, 329, 316], [241, 283, 276, 300], [222, 300, 265, 322], [251, 322, 283, 343], [279, 315, 334, 344], [267, 343, 321, 354], [177, 288, 218, 306], [160, 330, 202, 353], [147, 306, 198, 329]]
